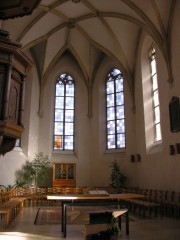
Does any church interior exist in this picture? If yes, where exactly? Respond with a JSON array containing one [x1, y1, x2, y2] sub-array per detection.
[[0, 0, 180, 239]]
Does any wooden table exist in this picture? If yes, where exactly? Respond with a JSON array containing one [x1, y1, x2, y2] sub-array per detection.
[[47, 193, 144, 238]]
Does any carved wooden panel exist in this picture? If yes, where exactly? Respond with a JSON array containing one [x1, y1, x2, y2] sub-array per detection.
[[0, 29, 33, 155], [8, 77, 20, 123], [0, 65, 5, 119], [52, 163, 76, 187]]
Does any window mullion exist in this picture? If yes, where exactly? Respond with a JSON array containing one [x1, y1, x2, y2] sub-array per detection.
[[63, 83, 66, 150], [54, 73, 74, 151], [150, 46, 161, 143], [114, 79, 117, 148]]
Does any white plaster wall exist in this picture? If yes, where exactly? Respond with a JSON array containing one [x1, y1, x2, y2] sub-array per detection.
[[38, 54, 92, 187], [0, 149, 28, 187], [25, 66, 40, 160], [20, 63, 40, 160], [133, 2, 180, 191], [90, 56, 137, 187], [36, 55, 138, 188]]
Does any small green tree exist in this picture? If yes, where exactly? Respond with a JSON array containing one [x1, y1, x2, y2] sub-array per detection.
[[108, 216, 121, 237], [110, 160, 126, 188], [15, 152, 50, 188]]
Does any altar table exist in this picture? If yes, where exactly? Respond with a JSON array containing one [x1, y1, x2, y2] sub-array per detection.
[[47, 193, 144, 238]]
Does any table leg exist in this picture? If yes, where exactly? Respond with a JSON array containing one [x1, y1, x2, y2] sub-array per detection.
[[61, 202, 64, 232], [118, 215, 122, 230], [125, 211, 129, 235], [63, 204, 67, 238]]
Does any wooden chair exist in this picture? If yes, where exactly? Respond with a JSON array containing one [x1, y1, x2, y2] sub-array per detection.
[[75, 187, 84, 195], [125, 189, 161, 217], [168, 191, 180, 219], [0, 207, 11, 227], [64, 187, 75, 195], [162, 191, 174, 217]]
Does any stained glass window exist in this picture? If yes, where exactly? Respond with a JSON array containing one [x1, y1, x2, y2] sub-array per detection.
[[54, 73, 74, 150], [106, 68, 125, 149], [149, 46, 162, 142]]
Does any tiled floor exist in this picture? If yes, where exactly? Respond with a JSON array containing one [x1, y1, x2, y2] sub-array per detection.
[[0, 206, 180, 240]]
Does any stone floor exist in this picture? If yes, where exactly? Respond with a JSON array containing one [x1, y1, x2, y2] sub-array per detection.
[[0, 206, 180, 240]]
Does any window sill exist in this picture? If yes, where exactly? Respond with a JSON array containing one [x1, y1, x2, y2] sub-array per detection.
[[52, 150, 75, 155], [13, 147, 22, 152], [105, 148, 126, 154], [148, 141, 162, 154]]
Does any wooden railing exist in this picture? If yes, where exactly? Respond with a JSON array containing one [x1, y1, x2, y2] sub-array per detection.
[[1, 186, 180, 227]]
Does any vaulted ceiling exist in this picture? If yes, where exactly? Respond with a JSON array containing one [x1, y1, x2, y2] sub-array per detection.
[[1, 0, 175, 94]]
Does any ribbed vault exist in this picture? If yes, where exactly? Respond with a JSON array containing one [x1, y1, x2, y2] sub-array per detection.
[[1, 0, 176, 115]]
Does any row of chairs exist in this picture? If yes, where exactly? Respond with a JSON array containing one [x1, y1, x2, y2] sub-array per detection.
[[1, 186, 180, 219], [121, 188, 180, 219], [0, 186, 122, 207]]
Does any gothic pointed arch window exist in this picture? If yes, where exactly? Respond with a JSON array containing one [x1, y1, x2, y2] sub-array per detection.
[[149, 46, 162, 142], [53, 73, 75, 151], [106, 68, 125, 149]]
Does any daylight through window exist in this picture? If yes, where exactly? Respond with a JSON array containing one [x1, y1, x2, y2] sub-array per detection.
[[54, 73, 75, 150], [149, 46, 162, 142], [106, 68, 125, 149]]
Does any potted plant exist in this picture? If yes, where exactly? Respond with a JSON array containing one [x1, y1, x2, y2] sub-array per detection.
[[108, 216, 121, 239], [15, 152, 50, 188], [110, 160, 126, 188]]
